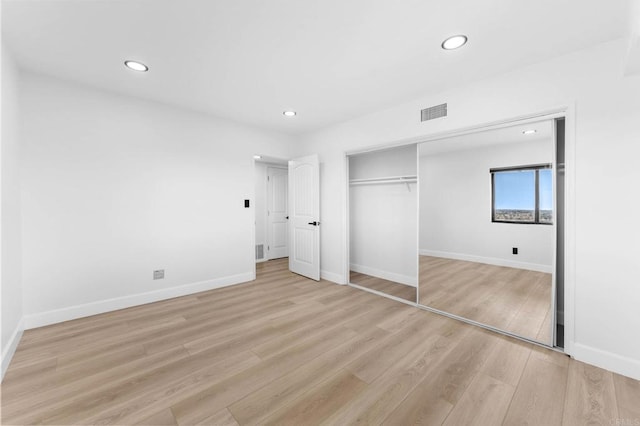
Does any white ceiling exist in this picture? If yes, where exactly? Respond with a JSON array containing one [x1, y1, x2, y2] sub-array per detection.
[[1, 0, 630, 134]]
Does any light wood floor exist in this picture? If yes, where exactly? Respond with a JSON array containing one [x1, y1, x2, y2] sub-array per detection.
[[419, 256, 553, 344], [350, 271, 416, 302], [2, 258, 638, 425]]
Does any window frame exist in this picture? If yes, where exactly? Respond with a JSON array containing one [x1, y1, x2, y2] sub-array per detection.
[[490, 163, 553, 225]]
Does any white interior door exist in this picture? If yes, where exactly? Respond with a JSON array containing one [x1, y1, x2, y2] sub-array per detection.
[[267, 167, 288, 259], [288, 154, 320, 280]]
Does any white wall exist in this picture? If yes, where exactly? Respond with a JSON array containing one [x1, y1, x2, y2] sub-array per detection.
[[625, 0, 640, 76], [19, 72, 293, 327], [420, 139, 554, 272], [1, 44, 24, 378], [349, 144, 417, 180], [296, 38, 640, 380], [349, 145, 417, 286]]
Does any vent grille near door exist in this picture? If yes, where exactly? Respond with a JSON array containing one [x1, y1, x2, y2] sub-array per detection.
[[255, 244, 264, 260], [421, 103, 447, 121]]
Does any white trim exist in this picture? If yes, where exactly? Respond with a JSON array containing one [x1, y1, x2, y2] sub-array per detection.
[[321, 269, 345, 284], [419, 249, 553, 274], [562, 104, 576, 357], [343, 154, 351, 289], [572, 343, 640, 381], [252, 157, 258, 287], [23, 272, 254, 330], [350, 263, 417, 287], [550, 119, 558, 346], [415, 143, 421, 311], [1, 317, 25, 380]]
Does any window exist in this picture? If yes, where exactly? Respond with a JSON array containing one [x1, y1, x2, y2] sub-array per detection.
[[491, 164, 553, 224]]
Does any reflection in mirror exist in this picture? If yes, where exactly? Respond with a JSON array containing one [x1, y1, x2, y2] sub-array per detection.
[[349, 145, 418, 303], [418, 120, 556, 344]]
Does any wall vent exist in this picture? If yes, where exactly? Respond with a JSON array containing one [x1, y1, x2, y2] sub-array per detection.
[[255, 244, 264, 260], [421, 103, 447, 122]]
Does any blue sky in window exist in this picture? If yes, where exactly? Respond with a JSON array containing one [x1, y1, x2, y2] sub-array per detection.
[[494, 169, 553, 210], [494, 171, 535, 210]]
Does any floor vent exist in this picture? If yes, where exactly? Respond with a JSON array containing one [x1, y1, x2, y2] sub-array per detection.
[[255, 244, 264, 260], [421, 103, 447, 122]]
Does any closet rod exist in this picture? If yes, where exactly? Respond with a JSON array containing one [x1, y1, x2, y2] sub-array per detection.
[[349, 175, 417, 186]]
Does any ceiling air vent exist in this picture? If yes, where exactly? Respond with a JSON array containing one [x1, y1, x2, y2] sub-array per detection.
[[421, 103, 447, 122]]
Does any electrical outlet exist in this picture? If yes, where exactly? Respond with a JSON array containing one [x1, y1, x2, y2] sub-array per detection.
[[512, 247, 518, 255], [153, 269, 165, 280]]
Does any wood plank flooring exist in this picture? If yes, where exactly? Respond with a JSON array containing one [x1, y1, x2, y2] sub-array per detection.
[[350, 271, 416, 302], [419, 255, 553, 344], [2, 258, 638, 425]]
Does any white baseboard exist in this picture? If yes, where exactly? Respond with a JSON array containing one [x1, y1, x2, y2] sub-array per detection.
[[572, 343, 640, 380], [419, 249, 552, 273], [321, 270, 346, 284], [24, 272, 254, 330], [2, 317, 25, 381], [350, 263, 417, 287]]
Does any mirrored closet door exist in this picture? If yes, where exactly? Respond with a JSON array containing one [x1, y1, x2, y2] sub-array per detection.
[[349, 145, 418, 304], [418, 119, 562, 345]]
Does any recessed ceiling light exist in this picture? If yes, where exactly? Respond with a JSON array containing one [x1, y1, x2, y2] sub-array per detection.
[[253, 155, 262, 159], [441, 35, 468, 50], [522, 129, 537, 135], [283, 111, 297, 117], [124, 60, 149, 72]]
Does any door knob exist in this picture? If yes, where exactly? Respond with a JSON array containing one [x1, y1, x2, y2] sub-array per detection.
[[308, 221, 320, 226]]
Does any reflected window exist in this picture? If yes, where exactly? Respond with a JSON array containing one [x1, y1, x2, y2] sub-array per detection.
[[491, 164, 553, 224]]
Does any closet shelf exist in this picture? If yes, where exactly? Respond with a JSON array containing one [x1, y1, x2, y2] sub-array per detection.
[[349, 175, 417, 186]]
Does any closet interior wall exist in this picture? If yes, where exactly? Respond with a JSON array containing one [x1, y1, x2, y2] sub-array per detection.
[[348, 145, 418, 302]]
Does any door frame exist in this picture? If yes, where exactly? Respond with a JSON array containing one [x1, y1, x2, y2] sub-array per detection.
[[342, 105, 576, 356], [252, 155, 289, 280]]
